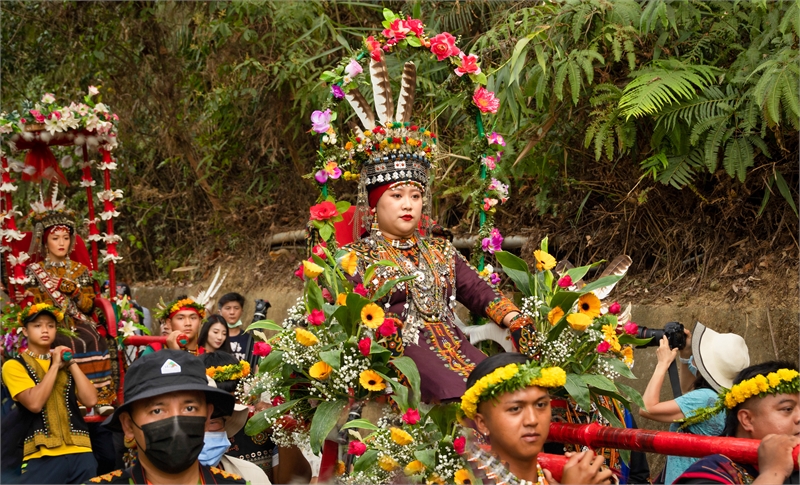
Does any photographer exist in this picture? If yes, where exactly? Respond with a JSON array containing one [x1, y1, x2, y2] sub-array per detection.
[[639, 323, 750, 484]]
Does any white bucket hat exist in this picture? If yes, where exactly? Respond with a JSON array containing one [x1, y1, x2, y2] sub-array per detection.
[[692, 322, 750, 391], [206, 376, 250, 438]]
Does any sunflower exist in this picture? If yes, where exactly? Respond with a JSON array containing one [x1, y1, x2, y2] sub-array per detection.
[[533, 250, 556, 271], [577, 292, 601, 318], [360, 303, 385, 329], [378, 455, 399, 471], [336, 293, 348, 306], [566, 313, 592, 331], [547, 307, 565, 325], [359, 369, 386, 391], [303, 260, 324, 279], [403, 460, 425, 476], [340, 251, 358, 276], [295, 327, 319, 346], [454, 469, 472, 485], [390, 427, 414, 446], [309, 361, 333, 380]]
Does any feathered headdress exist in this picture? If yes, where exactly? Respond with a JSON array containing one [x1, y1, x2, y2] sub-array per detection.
[[28, 183, 77, 256], [156, 267, 228, 320]]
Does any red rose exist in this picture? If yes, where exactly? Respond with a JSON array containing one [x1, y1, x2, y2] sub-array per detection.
[[353, 283, 368, 297], [597, 341, 611, 353], [406, 18, 424, 37], [377, 318, 397, 337], [382, 19, 409, 41], [608, 302, 621, 315], [623, 321, 638, 335], [453, 436, 466, 455], [308, 309, 325, 326], [253, 342, 272, 357], [402, 408, 420, 425], [429, 32, 459, 61], [312, 242, 328, 259], [294, 263, 304, 280], [271, 396, 286, 406], [358, 337, 372, 356], [309, 201, 338, 221], [347, 440, 367, 456], [321, 288, 333, 303], [557, 275, 573, 288]]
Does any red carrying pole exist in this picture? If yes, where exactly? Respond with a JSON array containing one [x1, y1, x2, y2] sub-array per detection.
[[547, 422, 800, 469]]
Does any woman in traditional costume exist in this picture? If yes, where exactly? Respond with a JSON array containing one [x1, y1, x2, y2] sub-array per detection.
[[22, 200, 115, 410], [336, 59, 535, 403]]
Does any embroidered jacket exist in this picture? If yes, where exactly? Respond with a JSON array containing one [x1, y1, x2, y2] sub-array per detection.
[[15, 354, 91, 457], [346, 236, 520, 402], [87, 463, 249, 484]]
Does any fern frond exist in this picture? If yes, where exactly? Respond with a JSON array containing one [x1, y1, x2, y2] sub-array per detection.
[[723, 137, 755, 182], [619, 61, 720, 119], [655, 88, 735, 133], [702, 122, 734, 172], [658, 148, 705, 189]]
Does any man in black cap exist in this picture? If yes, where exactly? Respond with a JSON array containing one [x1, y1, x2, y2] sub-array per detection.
[[89, 350, 248, 484]]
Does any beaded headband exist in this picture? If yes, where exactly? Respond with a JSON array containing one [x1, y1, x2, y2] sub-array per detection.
[[461, 362, 566, 419], [680, 368, 800, 428]]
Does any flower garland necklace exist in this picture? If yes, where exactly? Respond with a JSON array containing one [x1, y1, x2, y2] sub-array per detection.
[[466, 445, 547, 485]]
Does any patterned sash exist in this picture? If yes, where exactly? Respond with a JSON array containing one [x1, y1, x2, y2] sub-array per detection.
[[28, 262, 89, 325]]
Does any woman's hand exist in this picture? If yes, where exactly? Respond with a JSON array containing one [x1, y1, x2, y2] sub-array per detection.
[[656, 335, 678, 368]]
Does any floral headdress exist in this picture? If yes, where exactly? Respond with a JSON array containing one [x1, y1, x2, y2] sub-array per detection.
[[461, 362, 566, 419], [28, 185, 77, 256], [680, 368, 800, 428], [206, 360, 251, 382], [18, 302, 64, 325], [156, 297, 206, 320]]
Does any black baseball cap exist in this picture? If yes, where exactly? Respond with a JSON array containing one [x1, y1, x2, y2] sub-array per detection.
[[104, 350, 235, 430]]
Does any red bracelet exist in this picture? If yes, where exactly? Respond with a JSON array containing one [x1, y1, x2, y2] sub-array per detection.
[[508, 314, 533, 333]]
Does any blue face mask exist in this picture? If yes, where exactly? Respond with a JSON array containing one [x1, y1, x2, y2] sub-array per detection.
[[198, 431, 230, 466], [688, 355, 698, 377]]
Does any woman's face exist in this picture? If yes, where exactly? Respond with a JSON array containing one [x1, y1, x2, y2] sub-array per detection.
[[375, 184, 423, 239], [46, 230, 71, 259], [207, 322, 227, 351]]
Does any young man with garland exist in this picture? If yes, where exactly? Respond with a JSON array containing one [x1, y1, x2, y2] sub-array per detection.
[[462, 353, 614, 485], [92, 350, 248, 484], [140, 295, 205, 356], [1, 303, 98, 483], [675, 361, 800, 484]]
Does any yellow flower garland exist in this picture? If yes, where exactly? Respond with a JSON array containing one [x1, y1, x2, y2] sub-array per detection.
[[724, 368, 799, 409], [206, 360, 251, 381], [18, 302, 64, 325], [460, 362, 566, 419]]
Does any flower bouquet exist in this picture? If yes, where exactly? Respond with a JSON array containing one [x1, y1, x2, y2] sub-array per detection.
[[241, 242, 421, 456], [494, 237, 651, 425], [337, 404, 471, 485]]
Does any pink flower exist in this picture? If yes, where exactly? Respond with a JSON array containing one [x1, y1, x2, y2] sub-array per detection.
[[29, 110, 45, 123], [382, 19, 409, 42], [308, 309, 325, 326], [88, 85, 100, 96], [315, 161, 343, 184], [608, 302, 621, 315], [557, 275, 573, 288], [623, 321, 638, 335], [455, 52, 481, 77], [321, 288, 333, 303], [406, 18, 424, 37], [481, 228, 503, 254], [348, 441, 367, 456], [294, 263, 304, 280], [489, 273, 501, 285], [402, 408, 421, 425], [358, 337, 372, 356], [20, 118, 27, 124], [50, 110, 61, 120], [271, 396, 286, 406], [310, 109, 332, 134], [488, 132, 506, 147], [482, 155, 496, 171], [482, 197, 498, 212], [473, 87, 499, 114], [331, 85, 344, 99], [597, 341, 611, 354], [253, 342, 272, 357], [312, 242, 328, 259], [112, 113, 119, 121], [365, 35, 382, 61], [309, 201, 338, 221], [345, 59, 363, 78], [377, 318, 396, 337], [454, 436, 466, 455], [353, 283, 368, 297], [429, 32, 459, 61]]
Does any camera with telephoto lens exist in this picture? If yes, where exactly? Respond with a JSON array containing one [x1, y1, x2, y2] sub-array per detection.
[[636, 321, 686, 350], [252, 299, 271, 323]]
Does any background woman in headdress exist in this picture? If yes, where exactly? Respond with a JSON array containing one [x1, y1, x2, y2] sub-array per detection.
[[22, 200, 115, 412]]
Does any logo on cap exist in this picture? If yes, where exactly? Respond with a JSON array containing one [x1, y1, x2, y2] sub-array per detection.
[[160, 359, 181, 374]]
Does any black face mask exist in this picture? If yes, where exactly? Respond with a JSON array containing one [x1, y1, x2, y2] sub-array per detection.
[[133, 415, 207, 474]]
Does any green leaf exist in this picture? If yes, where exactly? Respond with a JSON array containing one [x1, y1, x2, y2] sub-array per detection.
[[509, 36, 533, 86], [564, 373, 591, 412], [320, 71, 337, 82], [378, 370, 409, 411], [427, 403, 459, 436], [258, 349, 284, 374], [495, 251, 533, 296], [306, 279, 325, 311], [353, 450, 379, 473], [618, 334, 652, 346], [332, 305, 353, 336], [414, 449, 436, 469], [579, 274, 623, 294], [363, 260, 399, 287], [335, 200, 351, 215], [373, 274, 416, 301], [345, 292, 370, 329], [616, 382, 648, 412], [406, 35, 421, 48], [390, 356, 421, 408], [563, 262, 603, 285], [310, 399, 348, 454], [245, 399, 299, 436], [580, 374, 619, 393], [246, 320, 283, 333], [469, 72, 488, 86], [340, 418, 380, 431], [596, 401, 624, 429], [319, 223, 334, 241], [320, 349, 342, 371], [606, 356, 636, 379], [382, 8, 396, 21], [549, 291, 580, 312], [774, 170, 798, 217]]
